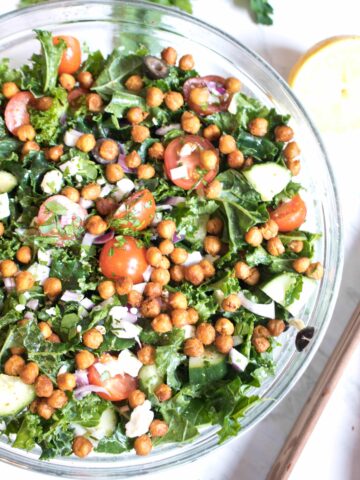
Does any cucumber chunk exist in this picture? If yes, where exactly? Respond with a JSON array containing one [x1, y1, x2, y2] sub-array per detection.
[[138, 364, 163, 395], [260, 273, 317, 316], [189, 348, 227, 385], [0, 171, 18, 193], [0, 374, 35, 417], [243, 162, 291, 201]]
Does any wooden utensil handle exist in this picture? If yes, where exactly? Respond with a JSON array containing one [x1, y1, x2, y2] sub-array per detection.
[[267, 302, 360, 480]]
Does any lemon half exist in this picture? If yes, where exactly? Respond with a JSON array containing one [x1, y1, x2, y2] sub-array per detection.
[[289, 36, 360, 133]]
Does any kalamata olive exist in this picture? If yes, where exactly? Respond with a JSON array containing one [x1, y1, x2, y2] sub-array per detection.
[[295, 327, 315, 352], [143, 55, 169, 79]]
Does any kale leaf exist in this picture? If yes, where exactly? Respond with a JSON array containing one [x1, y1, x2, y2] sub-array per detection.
[[250, 0, 274, 25]]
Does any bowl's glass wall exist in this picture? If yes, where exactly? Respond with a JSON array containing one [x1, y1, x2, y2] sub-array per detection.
[[0, 1, 342, 478]]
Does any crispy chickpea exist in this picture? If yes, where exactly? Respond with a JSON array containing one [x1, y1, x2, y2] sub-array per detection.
[[59, 73, 75, 91], [152, 314, 172, 333], [148, 142, 164, 160], [205, 180, 223, 199], [267, 319, 286, 337], [227, 149, 244, 169], [81, 182, 101, 200], [38, 322, 52, 339], [48, 389, 68, 409], [134, 435, 152, 456], [140, 298, 161, 318], [155, 383, 172, 402], [219, 135, 236, 155], [288, 240, 304, 253], [127, 107, 146, 125], [10, 347, 25, 356], [189, 87, 209, 106], [86, 215, 108, 235], [4, 355, 25, 376], [125, 75, 143, 92], [48, 333, 61, 343], [1, 259, 18, 277], [35, 96, 53, 111], [199, 259, 215, 278], [131, 125, 150, 143], [234, 261, 250, 280], [253, 325, 270, 338], [86, 93, 103, 112], [15, 271, 34, 292], [57, 372, 76, 391], [267, 237, 285, 256], [29, 399, 39, 414], [161, 46, 177, 65], [187, 307, 199, 325], [125, 151, 142, 168], [20, 362, 39, 384], [184, 264, 204, 286], [252, 336, 270, 353], [157, 219, 176, 240], [164, 91, 183, 112], [306, 262, 324, 280], [260, 219, 279, 240], [76, 133, 96, 153], [37, 399, 54, 420], [245, 226, 263, 247], [225, 77, 242, 93], [222, 294, 241, 312], [0, 222, 4, 237], [151, 267, 170, 286], [284, 141, 300, 161], [83, 328, 104, 349], [170, 265, 184, 282], [170, 247, 188, 265], [292, 257, 311, 273], [104, 164, 123, 184], [215, 318, 234, 336], [184, 337, 204, 357], [157, 256, 170, 271], [244, 267, 260, 286], [16, 124, 36, 142], [274, 125, 294, 142], [287, 158, 301, 176], [158, 239, 174, 256], [215, 335, 234, 354], [2, 81, 19, 99], [146, 247, 162, 267], [99, 139, 119, 162], [199, 149, 217, 171], [149, 419, 169, 437], [206, 217, 223, 236], [16, 246, 32, 264], [248, 118, 268, 137], [128, 389, 146, 408], [115, 276, 133, 296], [43, 277, 62, 298], [203, 236, 222, 256], [169, 292, 188, 310], [137, 163, 155, 180], [35, 375, 54, 398], [181, 111, 201, 134], [61, 186, 80, 203], [203, 124, 221, 142], [144, 282, 162, 298], [75, 350, 95, 370], [196, 323, 215, 345], [73, 436, 93, 458], [22, 141, 40, 156], [77, 71, 93, 89], [146, 87, 164, 108], [128, 290, 143, 308], [179, 54, 194, 71], [137, 345, 156, 365], [243, 156, 254, 169], [47, 144, 64, 162], [171, 308, 189, 328]]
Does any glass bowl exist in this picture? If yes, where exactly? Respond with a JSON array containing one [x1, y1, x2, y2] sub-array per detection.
[[0, 1, 343, 478]]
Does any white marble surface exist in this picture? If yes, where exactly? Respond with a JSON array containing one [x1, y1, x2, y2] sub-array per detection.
[[1, 1, 359, 479]]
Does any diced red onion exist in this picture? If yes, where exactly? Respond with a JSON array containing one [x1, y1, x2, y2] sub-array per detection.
[[155, 123, 181, 136], [100, 184, 113, 198], [93, 230, 115, 244], [26, 299, 39, 311], [64, 129, 83, 147], [61, 290, 84, 303], [237, 291, 275, 318], [60, 113, 67, 126], [173, 232, 185, 243], [232, 335, 242, 346], [132, 282, 147, 294], [24, 311, 35, 320], [229, 348, 249, 372], [75, 369, 89, 387], [74, 384, 108, 400], [183, 251, 203, 267], [80, 298, 95, 310], [3, 277, 15, 291], [156, 204, 173, 212], [162, 196, 186, 206], [117, 143, 135, 174], [206, 80, 227, 96], [81, 233, 97, 246], [79, 198, 94, 210], [142, 265, 153, 282]]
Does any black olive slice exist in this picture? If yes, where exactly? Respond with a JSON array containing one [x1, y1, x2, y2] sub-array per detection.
[[143, 55, 169, 79], [295, 326, 315, 352]]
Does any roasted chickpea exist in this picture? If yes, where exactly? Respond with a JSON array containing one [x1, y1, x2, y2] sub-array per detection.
[[17, 124, 36, 142], [203, 124, 221, 142], [252, 336, 270, 353], [57, 372, 76, 391], [170, 265, 184, 282], [144, 282, 162, 298], [2, 81, 19, 99], [128, 290, 143, 308], [137, 345, 156, 365], [179, 54, 194, 71], [61, 186, 80, 202], [227, 149, 244, 169], [0, 222, 4, 237], [157, 219, 176, 240], [187, 307, 199, 325], [37, 399, 54, 420], [181, 111, 201, 134], [35, 375, 54, 398], [248, 117, 268, 137], [131, 125, 150, 143], [140, 298, 161, 318], [161, 46, 177, 65], [97, 280, 115, 299], [219, 135, 236, 154], [222, 294, 241, 312], [253, 325, 270, 338], [158, 239, 174, 256], [274, 125, 294, 142], [151, 268, 171, 286], [75, 350, 95, 370], [215, 318, 234, 336], [184, 264, 204, 286], [76, 133, 96, 153], [245, 226, 263, 247], [137, 163, 155, 180], [59, 72, 75, 90], [170, 247, 188, 265], [245, 267, 260, 286], [169, 292, 188, 310], [234, 261, 250, 281], [225, 77, 242, 93], [83, 328, 104, 349], [29, 399, 39, 414], [125, 75, 143, 92], [96, 198, 117, 216], [199, 259, 215, 278], [43, 277, 62, 298], [115, 276, 133, 295], [104, 163, 123, 184], [128, 389, 146, 408], [267, 319, 286, 337], [145, 247, 161, 267], [99, 139, 120, 162], [152, 314, 172, 333], [287, 158, 301, 176], [284, 141, 300, 161], [292, 257, 311, 273], [199, 149, 217, 171], [38, 321, 52, 339], [4, 355, 25, 376], [196, 323, 215, 345], [243, 156, 254, 169], [206, 218, 223, 236], [184, 337, 204, 357], [127, 107, 146, 125], [77, 71, 93, 89], [155, 383, 172, 402], [48, 333, 61, 343], [171, 308, 189, 328], [260, 219, 279, 240], [86, 93, 103, 112], [306, 262, 324, 280], [215, 335, 233, 354], [267, 237, 285, 256], [288, 240, 304, 253], [205, 179, 222, 199], [148, 142, 164, 160], [20, 362, 39, 384], [125, 151, 142, 168], [81, 182, 101, 200], [15, 271, 35, 292], [149, 419, 169, 437], [146, 87, 164, 108], [73, 436, 93, 458], [16, 246, 31, 264], [156, 257, 169, 271], [22, 140, 40, 156], [164, 91, 184, 111], [134, 435, 152, 456], [189, 87, 209, 106], [203, 236, 222, 256], [47, 144, 64, 162], [48, 389, 68, 409]]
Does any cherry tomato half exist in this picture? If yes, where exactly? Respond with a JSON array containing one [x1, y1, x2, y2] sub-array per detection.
[[4, 91, 34, 135], [183, 75, 232, 116], [53, 35, 81, 74], [164, 134, 219, 190], [112, 189, 156, 232], [99, 236, 148, 283], [270, 195, 307, 232], [87, 354, 137, 402]]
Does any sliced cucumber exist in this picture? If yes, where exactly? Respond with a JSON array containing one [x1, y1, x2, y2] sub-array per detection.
[[189, 348, 227, 386], [138, 364, 163, 396], [0, 171, 18, 194], [260, 273, 317, 316], [243, 162, 291, 201], [0, 374, 35, 416], [86, 407, 117, 440]]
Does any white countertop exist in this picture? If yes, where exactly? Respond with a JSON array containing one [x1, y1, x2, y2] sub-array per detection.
[[1, 1, 360, 479]]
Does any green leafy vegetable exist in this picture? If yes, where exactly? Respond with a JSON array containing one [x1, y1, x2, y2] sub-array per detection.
[[250, 0, 274, 25]]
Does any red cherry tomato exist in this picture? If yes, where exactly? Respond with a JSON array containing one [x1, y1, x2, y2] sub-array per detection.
[[112, 189, 156, 232], [99, 236, 148, 283], [4, 91, 34, 135], [53, 35, 81, 74], [164, 134, 219, 190], [87, 354, 137, 402], [183, 75, 232, 116], [270, 195, 307, 232]]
